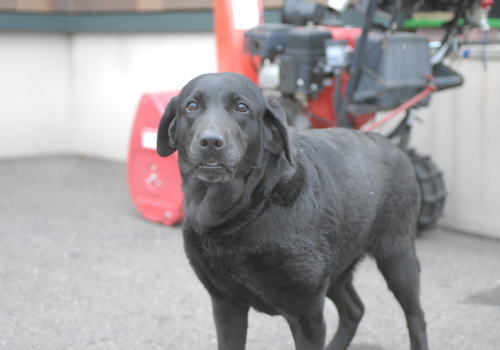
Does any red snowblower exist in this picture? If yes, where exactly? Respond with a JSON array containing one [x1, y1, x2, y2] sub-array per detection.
[[128, 0, 495, 230]]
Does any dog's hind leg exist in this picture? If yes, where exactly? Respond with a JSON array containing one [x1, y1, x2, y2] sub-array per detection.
[[325, 266, 365, 350], [375, 246, 429, 350]]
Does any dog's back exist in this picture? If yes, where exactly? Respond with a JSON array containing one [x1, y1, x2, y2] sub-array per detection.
[[286, 127, 420, 262]]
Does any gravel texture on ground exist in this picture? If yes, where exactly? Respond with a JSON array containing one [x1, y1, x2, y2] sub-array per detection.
[[0, 155, 499, 350]]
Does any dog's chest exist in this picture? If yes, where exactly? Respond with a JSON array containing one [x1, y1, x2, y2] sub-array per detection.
[[184, 230, 327, 315], [192, 237, 279, 313]]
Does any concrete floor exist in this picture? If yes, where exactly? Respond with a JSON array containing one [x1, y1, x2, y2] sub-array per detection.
[[0, 155, 499, 350]]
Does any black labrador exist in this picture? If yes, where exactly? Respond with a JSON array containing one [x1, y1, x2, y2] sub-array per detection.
[[157, 72, 428, 350]]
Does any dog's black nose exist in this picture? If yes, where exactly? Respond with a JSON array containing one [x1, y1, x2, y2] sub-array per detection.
[[199, 131, 225, 150]]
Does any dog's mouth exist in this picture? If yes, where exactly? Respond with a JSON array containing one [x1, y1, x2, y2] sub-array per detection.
[[199, 163, 225, 170], [196, 162, 234, 183]]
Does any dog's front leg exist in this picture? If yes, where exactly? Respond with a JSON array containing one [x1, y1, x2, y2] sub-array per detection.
[[211, 295, 249, 350], [286, 309, 326, 350]]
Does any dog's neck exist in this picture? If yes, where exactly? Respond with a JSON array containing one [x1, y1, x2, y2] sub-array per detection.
[[180, 153, 297, 236]]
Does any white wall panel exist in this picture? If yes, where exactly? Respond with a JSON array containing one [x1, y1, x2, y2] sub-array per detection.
[[411, 59, 500, 238], [0, 31, 498, 238], [69, 32, 217, 160], [0, 33, 71, 158]]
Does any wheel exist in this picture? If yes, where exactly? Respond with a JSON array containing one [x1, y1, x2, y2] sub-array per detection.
[[407, 149, 447, 232]]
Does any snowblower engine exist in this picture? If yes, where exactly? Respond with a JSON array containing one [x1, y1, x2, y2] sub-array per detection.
[[245, 24, 434, 111]]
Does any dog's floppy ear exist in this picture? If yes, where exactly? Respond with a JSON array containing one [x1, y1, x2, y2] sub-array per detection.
[[157, 96, 179, 157], [264, 96, 294, 167]]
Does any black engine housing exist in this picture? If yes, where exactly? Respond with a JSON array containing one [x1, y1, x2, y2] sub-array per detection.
[[279, 27, 332, 96]]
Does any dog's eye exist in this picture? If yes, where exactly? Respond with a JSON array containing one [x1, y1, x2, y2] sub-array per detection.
[[236, 103, 249, 113], [186, 102, 199, 112]]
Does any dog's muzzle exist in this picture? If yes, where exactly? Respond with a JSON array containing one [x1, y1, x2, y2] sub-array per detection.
[[189, 130, 234, 183]]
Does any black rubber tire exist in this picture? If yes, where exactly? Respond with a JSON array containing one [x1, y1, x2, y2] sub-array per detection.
[[407, 149, 447, 232]]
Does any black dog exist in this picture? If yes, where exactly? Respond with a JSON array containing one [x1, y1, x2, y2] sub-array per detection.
[[157, 72, 428, 350]]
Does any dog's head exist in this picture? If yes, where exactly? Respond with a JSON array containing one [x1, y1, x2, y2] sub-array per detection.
[[157, 73, 293, 183]]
